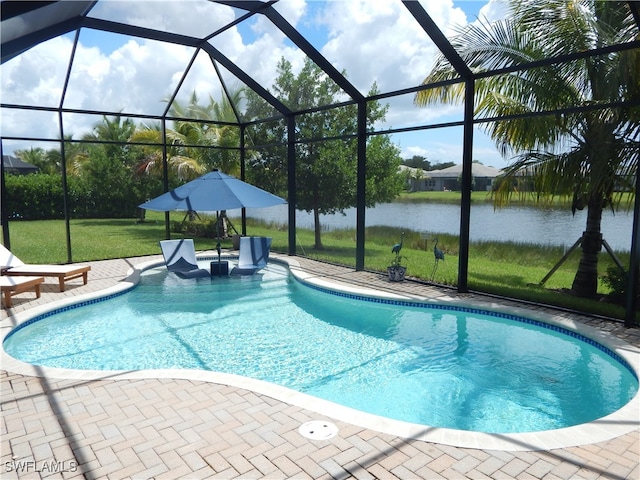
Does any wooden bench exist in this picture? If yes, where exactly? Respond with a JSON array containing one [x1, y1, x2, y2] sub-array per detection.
[[1, 276, 44, 308], [2, 265, 90, 292]]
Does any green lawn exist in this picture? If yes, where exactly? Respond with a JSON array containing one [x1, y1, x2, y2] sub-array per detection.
[[3, 211, 630, 321], [395, 190, 635, 208]]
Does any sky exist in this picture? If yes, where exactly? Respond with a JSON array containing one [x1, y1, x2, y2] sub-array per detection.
[[0, 0, 510, 168]]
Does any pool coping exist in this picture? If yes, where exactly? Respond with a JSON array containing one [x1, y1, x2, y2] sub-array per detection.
[[1, 253, 639, 452]]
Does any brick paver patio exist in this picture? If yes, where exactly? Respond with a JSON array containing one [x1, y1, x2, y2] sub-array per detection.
[[1, 254, 638, 479]]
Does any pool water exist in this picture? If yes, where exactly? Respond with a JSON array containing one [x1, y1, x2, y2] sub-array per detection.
[[4, 264, 638, 434]]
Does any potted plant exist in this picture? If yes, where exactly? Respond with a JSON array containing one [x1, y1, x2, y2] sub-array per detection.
[[387, 254, 407, 282], [387, 232, 407, 282]]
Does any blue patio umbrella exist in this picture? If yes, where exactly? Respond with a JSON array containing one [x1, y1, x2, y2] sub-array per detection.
[[139, 170, 286, 267], [139, 170, 286, 212]]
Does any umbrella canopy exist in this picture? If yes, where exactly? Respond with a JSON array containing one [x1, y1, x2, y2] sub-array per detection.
[[139, 170, 286, 212], [2, 155, 38, 175]]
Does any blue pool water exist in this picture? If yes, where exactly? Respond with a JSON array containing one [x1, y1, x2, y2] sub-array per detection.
[[4, 263, 638, 434]]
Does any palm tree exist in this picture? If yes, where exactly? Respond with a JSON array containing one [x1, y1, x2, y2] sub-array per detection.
[[14, 147, 52, 174], [82, 115, 137, 166], [130, 122, 206, 182], [210, 88, 244, 177], [131, 88, 244, 181], [20, 136, 90, 176], [415, 0, 639, 298]]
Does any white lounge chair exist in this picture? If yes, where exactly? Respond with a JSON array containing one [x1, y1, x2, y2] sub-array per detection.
[[159, 239, 210, 278], [0, 244, 90, 292], [232, 236, 272, 275], [1, 275, 44, 307]]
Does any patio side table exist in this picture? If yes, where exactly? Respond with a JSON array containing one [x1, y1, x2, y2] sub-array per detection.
[[210, 261, 229, 277]]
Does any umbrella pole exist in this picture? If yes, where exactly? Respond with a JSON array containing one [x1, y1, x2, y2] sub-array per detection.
[[216, 211, 222, 276]]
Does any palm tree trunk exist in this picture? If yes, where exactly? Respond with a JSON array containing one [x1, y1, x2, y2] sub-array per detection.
[[571, 198, 603, 298]]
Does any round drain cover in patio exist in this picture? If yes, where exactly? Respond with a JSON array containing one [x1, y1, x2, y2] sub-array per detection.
[[298, 421, 338, 440]]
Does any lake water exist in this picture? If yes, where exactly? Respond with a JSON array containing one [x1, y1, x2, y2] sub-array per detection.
[[240, 202, 633, 252]]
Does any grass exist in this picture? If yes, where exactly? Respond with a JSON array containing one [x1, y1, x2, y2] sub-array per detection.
[[395, 190, 569, 205], [3, 211, 631, 321], [396, 190, 636, 209]]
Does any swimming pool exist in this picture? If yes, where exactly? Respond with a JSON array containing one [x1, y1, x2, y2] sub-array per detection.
[[4, 258, 638, 438]]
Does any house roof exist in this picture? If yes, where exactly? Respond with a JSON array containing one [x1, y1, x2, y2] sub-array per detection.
[[428, 163, 502, 178], [2, 155, 38, 174], [400, 163, 502, 178]]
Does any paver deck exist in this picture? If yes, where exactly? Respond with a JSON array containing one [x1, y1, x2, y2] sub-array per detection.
[[1, 253, 639, 479]]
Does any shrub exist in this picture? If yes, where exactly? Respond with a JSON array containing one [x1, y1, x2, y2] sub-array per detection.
[[170, 219, 217, 238], [4, 173, 69, 219], [5, 165, 149, 220], [602, 265, 636, 304]]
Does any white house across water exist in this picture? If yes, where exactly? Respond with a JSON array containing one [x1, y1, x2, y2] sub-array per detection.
[[401, 163, 502, 192]]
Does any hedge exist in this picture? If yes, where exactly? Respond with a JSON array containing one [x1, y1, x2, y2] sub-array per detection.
[[3, 173, 143, 220]]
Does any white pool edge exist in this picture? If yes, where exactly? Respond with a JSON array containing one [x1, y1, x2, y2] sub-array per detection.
[[2, 254, 639, 452]]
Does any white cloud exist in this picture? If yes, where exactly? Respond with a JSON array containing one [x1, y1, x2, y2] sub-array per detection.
[[401, 145, 430, 159], [318, 1, 439, 92], [227, 31, 306, 89], [477, 0, 509, 23], [0, 0, 505, 166], [420, 0, 469, 35], [272, 0, 308, 30], [90, 0, 236, 39], [2, 36, 71, 108], [314, 0, 503, 165]]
